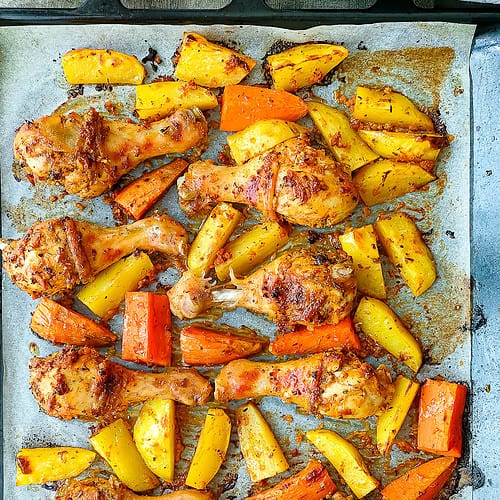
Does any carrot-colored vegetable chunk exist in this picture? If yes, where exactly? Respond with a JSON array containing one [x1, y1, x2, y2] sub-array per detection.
[[381, 456, 457, 500], [246, 459, 337, 500], [219, 85, 308, 132], [121, 292, 172, 366], [114, 158, 188, 220], [180, 325, 266, 366], [30, 297, 117, 347], [417, 379, 467, 457], [269, 317, 361, 356]]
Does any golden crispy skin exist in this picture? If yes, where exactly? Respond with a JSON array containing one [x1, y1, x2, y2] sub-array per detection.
[[232, 245, 357, 331], [56, 476, 213, 500], [14, 107, 207, 198], [29, 347, 212, 421], [0, 214, 188, 298], [178, 135, 358, 228], [168, 245, 357, 331], [215, 352, 393, 419]]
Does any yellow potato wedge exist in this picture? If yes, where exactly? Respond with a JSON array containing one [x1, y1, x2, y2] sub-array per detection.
[[353, 158, 436, 207], [62, 48, 146, 85], [186, 408, 232, 489], [375, 212, 436, 296], [174, 32, 256, 88], [354, 296, 423, 372], [188, 202, 244, 277], [353, 86, 435, 131], [339, 224, 386, 299], [16, 447, 95, 486], [214, 221, 290, 282], [307, 429, 379, 498], [236, 401, 289, 482], [89, 418, 159, 492], [77, 252, 154, 319], [135, 81, 218, 120], [307, 101, 379, 171], [227, 119, 309, 165], [376, 375, 420, 455], [134, 398, 176, 482], [357, 129, 449, 162], [266, 43, 349, 92]]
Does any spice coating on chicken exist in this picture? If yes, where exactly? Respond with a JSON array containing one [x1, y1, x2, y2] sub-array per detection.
[[29, 347, 212, 421], [0, 214, 188, 298], [168, 245, 357, 331], [56, 475, 213, 500], [215, 352, 393, 419], [178, 135, 359, 228], [14, 107, 208, 198]]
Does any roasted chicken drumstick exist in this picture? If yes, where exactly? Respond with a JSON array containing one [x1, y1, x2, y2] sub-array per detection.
[[56, 476, 213, 500], [0, 214, 188, 297], [14, 107, 208, 198], [168, 245, 357, 331], [29, 347, 212, 421], [215, 352, 393, 419], [178, 135, 359, 228]]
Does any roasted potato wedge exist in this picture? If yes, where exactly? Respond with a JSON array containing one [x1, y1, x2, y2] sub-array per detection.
[[227, 119, 309, 164], [77, 252, 154, 319], [307, 429, 379, 498], [354, 296, 423, 372], [134, 398, 176, 482], [16, 447, 95, 486], [339, 224, 386, 299], [214, 221, 290, 281], [307, 101, 379, 171], [186, 408, 231, 489], [89, 418, 159, 492], [266, 43, 349, 92], [377, 376, 420, 455], [357, 129, 449, 162], [188, 202, 243, 277], [174, 32, 256, 88], [375, 212, 436, 296], [62, 48, 146, 85], [135, 81, 218, 120], [353, 86, 435, 131], [353, 158, 436, 207], [236, 401, 289, 482]]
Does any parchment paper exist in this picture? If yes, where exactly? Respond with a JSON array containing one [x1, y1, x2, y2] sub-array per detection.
[[0, 22, 475, 499]]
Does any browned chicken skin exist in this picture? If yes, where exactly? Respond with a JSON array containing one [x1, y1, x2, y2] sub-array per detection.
[[56, 475, 213, 500], [29, 346, 212, 421], [215, 352, 393, 419], [178, 135, 359, 228], [14, 107, 208, 198], [168, 245, 357, 331], [0, 214, 188, 297]]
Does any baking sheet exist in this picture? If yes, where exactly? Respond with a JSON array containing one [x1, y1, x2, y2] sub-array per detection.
[[0, 22, 475, 499]]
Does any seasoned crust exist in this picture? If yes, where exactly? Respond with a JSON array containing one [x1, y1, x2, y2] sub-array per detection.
[[1, 217, 91, 298]]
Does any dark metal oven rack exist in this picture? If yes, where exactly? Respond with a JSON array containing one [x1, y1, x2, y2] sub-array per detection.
[[0, 0, 499, 27]]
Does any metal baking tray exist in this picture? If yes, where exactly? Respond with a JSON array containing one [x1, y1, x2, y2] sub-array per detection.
[[0, 5, 499, 500]]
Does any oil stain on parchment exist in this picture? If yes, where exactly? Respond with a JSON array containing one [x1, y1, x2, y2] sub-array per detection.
[[337, 46, 456, 109]]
